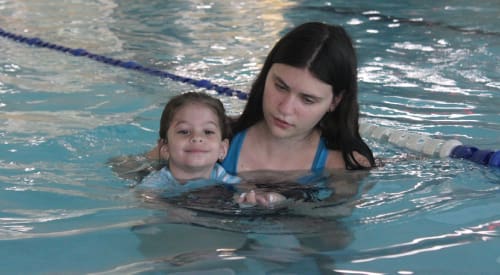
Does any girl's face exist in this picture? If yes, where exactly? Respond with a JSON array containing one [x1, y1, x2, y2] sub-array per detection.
[[262, 63, 341, 140], [162, 103, 228, 179]]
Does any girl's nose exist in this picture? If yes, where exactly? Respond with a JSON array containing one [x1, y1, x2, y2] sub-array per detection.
[[190, 135, 203, 143]]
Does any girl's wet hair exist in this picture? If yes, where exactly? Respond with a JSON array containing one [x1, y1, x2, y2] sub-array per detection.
[[159, 92, 230, 142], [233, 22, 375, 169]]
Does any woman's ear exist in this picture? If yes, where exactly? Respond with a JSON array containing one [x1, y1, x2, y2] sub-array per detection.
[[219, 139, 229, 161], [329, 92, 344, 112]]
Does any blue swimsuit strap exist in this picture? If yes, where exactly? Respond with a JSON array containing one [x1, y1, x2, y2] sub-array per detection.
[[221, 129, 247, 174], [311, 137, 328, 171], [223, 129, 328, 173], [295, 137, 329, 184]]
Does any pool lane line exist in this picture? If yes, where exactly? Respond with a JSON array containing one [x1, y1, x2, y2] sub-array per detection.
[[1, 27, 498, 168], [359, 122, 500, 168], [0, 27, 248, 100]]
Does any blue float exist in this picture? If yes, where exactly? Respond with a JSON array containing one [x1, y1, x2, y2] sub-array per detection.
[[488, 151, 500, 167], [450, 145, 478, 159], [470, 149, 495, 165]]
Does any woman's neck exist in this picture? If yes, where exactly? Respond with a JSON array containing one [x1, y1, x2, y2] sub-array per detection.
[[240, 121, 321, 171], [252, 120, 319, 149]]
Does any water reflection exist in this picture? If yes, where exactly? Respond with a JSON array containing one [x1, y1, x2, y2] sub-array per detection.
[[0, 0, 499, 274], [127, 169, 369, 273]]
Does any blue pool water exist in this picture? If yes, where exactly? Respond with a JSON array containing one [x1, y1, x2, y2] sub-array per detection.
[[1, 0, 499, 274]]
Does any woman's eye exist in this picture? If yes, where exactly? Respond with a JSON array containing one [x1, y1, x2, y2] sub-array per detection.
[[302, 96, 316, 105], [275, 82, 287, 91]]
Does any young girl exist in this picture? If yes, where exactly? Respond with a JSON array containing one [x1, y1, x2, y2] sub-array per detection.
[[138, 92, 240, 196], [138, 92, 285, 206]]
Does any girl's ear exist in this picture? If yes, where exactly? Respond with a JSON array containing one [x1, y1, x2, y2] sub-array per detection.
[[218, 139, 229, 161], [156, 138, 165, 152], [160, 143, 170, 161]]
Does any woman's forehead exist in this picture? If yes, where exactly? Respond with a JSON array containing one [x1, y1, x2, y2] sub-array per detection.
[[269, 63, 333, 97]]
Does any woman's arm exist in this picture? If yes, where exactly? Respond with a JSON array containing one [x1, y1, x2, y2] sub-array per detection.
[[108, 138, 168, 182]]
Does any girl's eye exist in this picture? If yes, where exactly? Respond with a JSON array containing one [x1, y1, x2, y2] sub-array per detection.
[[204, 130, 216, 135], [177, 129, 190, 135]]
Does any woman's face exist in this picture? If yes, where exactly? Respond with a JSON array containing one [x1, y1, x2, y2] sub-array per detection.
[[262, 63, 340, 140]]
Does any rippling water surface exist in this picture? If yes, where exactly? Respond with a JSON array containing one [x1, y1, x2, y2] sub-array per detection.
[[1, 0, 499, 274]]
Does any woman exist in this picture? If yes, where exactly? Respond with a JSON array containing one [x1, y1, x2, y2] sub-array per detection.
[[222, 22, 375, 173]]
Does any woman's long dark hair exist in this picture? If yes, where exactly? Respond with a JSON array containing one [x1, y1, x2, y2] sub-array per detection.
[[233, 22, 375, 169]]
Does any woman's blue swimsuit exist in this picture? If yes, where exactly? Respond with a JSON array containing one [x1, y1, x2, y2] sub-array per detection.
[[221, 129, 329, 174]]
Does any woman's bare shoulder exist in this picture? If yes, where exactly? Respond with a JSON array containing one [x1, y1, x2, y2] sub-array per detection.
[[325, 150, 345, 169], [325, 150, 372, 169], [352, 151, 372, 168]]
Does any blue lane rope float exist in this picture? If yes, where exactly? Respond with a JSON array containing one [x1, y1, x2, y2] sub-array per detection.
[[1, 27, 498, 168], [0, 27, 248, 100]]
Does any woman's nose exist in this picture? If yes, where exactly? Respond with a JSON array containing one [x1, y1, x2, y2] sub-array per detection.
[[278, 94, 294, 114]]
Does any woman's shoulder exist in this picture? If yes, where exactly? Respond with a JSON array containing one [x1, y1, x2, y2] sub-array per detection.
[[325, 150, 345, 169], [325, 150, 372, 169], [351, 151, 372, 168]]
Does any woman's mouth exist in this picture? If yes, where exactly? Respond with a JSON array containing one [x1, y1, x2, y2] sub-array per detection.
[[273, 117, 292, 129]]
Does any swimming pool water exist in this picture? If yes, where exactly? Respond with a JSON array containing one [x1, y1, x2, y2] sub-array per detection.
[[1, 0, 499, 274]]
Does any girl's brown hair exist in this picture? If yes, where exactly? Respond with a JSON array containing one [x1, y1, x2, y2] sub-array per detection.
[[159, 92, 230, 142]]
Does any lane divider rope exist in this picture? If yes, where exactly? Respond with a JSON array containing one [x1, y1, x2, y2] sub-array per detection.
[[0, 27, 248, 100], [1, 27, 498, 168], [359, 122, 500, 168]]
